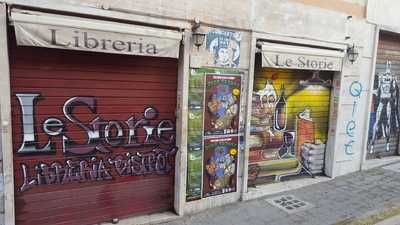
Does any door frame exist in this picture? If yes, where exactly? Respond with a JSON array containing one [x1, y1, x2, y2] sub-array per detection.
[[0, 3, 16, 225]]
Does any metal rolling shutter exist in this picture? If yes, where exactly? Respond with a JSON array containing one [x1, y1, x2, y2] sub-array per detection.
[[10, 34, 178, 225], [248, 59, 332, 184], [368, 32, 400, 158]]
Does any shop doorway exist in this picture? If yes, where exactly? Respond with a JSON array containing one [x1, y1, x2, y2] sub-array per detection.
[[248, 54, 333, 186], [10, 36, 178, 225]]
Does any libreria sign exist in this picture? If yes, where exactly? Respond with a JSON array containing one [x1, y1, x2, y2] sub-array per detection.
[[14, 23, 181, 58], [49, 29, 158, 55]]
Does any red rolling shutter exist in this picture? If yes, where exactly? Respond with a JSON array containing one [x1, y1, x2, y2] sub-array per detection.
[[10, 34, 178, 225]]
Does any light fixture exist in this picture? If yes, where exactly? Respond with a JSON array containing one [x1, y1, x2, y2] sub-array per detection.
[[192, 18, 206, 50], [347, 43, 359, 64], [345, 15, 352, 40]]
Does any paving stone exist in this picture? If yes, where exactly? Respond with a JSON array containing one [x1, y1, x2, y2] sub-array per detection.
[[162, 167, 400, 225]]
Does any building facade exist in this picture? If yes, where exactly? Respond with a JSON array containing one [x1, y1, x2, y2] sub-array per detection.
[[0, 0, 396, 225]]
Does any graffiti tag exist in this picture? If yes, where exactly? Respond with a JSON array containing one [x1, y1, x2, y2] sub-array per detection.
[[19, 148, 177, 192], [15, 94, 175, 155], [15, 93, 177, 192], [344, 81, 363, 155]]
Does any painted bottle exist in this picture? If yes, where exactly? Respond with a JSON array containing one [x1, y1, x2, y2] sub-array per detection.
[[274, 84, 287, 131]]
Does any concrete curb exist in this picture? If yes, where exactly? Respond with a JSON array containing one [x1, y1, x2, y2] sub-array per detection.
[[242, 176, 332, 201], [375, 214, 400, 225]]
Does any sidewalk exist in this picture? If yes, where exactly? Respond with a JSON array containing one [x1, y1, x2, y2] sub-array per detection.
[[161, 163, 400, 225]]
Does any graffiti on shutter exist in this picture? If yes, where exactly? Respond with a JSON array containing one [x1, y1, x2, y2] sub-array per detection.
[[367, 32, 400, 158], [248, 67, 332, 185], [16, 94, 176, 192]]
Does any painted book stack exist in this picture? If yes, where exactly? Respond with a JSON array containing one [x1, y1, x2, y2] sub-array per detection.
[[301, 141, 326, 174]]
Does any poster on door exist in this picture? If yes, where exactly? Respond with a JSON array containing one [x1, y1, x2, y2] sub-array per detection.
[[203, 136, 238, 197], [204, 74, 241, 136]]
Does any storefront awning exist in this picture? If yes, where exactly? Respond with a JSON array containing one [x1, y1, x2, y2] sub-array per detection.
[[260, 42, 345, 71], [10, 9, 183, 58]]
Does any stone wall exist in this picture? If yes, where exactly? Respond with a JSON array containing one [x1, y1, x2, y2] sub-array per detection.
[[367, 0, 400, 32]]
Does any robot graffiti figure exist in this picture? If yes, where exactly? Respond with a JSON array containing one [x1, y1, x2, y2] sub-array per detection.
[[369, 61, 400, 153]]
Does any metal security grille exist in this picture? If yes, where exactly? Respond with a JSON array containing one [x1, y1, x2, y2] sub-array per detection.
[[248, 58, 332, 185], [367, 32, 400, 159], [10, 33, 178, 225]]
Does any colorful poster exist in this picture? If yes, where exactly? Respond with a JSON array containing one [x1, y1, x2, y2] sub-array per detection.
[[205, 29, 241, 68], [204, 74, 241, 136], [186, 69, 205, 201], [203, 136, 238, 197], [186, 69, 243, 201]]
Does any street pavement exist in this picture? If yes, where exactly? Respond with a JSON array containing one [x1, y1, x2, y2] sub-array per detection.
[[162, 163, 400, 225]]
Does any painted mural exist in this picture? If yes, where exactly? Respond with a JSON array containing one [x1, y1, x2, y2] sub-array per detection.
[[368, 60, 400, 157], [248, 68, 332, 185], [203, 136, 238, 197], [186, 68, 243, 201], [205, 29, 241, 68]]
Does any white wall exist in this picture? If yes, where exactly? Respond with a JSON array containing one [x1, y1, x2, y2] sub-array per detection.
[[253, 0, 347, 44], [327, 20, 376, 177], [367, 0, 400, 32]]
